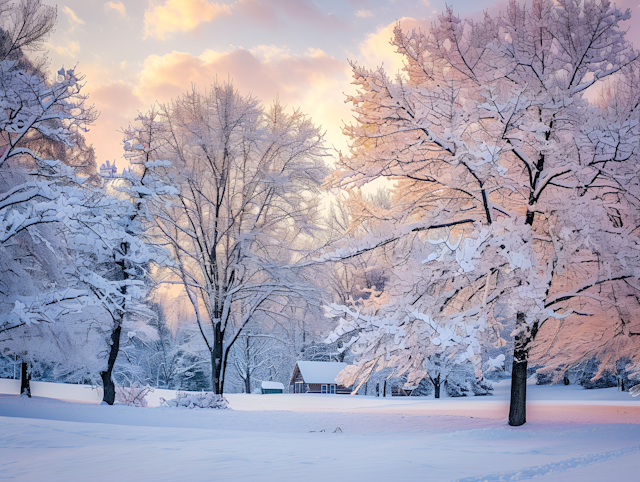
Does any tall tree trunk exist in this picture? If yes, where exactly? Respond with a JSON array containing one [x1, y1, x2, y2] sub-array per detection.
[[508, 352, 528, 426], [510, 165, 544, 424], [211, 322, 223, 394], [244, 367, 251, 394], [100, 322, 122, 405], [101, 242, 129, 405], [434, 375, 441, 399], [20, 361, 31, 397], [509, 312, 537, 426], [244, 335, 251, 394]]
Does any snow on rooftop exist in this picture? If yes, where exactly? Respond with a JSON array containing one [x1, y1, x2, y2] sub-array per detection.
[[295, 361, 348, 384], [261, 381, 284, 390]]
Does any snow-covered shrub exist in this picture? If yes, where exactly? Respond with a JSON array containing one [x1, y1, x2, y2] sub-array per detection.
[[576, 360, 618, 389], [160, 391, 229, 409], [115, 384, 151, 407], [572, 359, 640, 392], [535, 367, 573, 386], [580, 372, 616, 389], [535, 369, 559, 386], [410, 378, 434, 397], [445, 379, 472, 398], [445, 363, 493, 397]]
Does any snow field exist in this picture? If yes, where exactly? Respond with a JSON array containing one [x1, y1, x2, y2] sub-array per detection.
[[1, 380, 639, 481]]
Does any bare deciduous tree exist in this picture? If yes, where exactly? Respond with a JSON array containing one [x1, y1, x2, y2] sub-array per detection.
[[123, 83, 328, 394]]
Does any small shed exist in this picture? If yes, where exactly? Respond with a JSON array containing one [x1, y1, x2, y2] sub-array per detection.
[[261, 381, 284, 394], [289, 361, 351, 394]]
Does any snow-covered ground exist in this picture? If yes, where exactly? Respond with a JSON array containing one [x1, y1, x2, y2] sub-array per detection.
[[1, 379, 639, 481]]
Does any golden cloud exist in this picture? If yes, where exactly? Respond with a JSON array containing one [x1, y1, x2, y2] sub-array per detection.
[[62, 6, 86, 25], [357, 17, 427, 74], [104, 1, 127, 16], [133, 46, 351, 151], [355, 9, 373, 18], [144, 0, 232, 40], [47, 39, 81, 58], [87, 15, 445, 168]]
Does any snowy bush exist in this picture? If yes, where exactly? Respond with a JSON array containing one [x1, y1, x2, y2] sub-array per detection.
[[115, 384, 151, 407], [445, 364, 493, 397], [576, 360, 618, 390], [160, 391, 229, 409], [410, 378, 434, 397], [536, 370, 560, 386]]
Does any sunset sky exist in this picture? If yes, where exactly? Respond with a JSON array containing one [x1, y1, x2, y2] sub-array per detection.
[[43, 0, 640, 168]]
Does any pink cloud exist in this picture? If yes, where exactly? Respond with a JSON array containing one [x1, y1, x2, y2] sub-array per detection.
[[356, 17, 429, 72], [144, 0, 232, 40], [234, 0, 347, 30], [84, 80, 145, 165], [79, 46, 353, 162], [135, 47, 346, 107]]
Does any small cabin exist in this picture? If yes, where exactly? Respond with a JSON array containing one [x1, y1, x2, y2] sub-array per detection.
[[261, 381, 284, 394], [289, 361, 351, 394]]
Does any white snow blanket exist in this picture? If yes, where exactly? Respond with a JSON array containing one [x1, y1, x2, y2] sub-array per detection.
[[0, 380, 639, 481]]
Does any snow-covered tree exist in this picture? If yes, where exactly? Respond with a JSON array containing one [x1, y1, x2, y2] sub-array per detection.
[[122, 83, 329, 394], [326, 287, 488, 398], [328, 0, 640, 424], [228, 332, 293, 394], [0, 0, 104, 395], [0, 0, 56, 64], [0, 0, 164, 403]]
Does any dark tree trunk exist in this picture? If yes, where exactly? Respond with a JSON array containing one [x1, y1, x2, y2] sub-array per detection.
[[383, 379, 387, 397], [20, 362, 31, 397], [211, 322, 224, 395], [100, 323, 122, 405], [244, 335, 252, 394], [100, 241, 130, 405], [434, 376, 441, 399], [244, 370, 251, 394], [508, 355, 528, 426], [508, 312, 538, 426]]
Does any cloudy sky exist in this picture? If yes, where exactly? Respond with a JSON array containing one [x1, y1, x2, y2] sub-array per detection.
[[43, 0, 640, 168]]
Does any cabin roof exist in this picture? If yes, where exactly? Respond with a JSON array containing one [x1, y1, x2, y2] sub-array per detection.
[[261, 381, 284, 390], [291, 361, 347, 385]]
